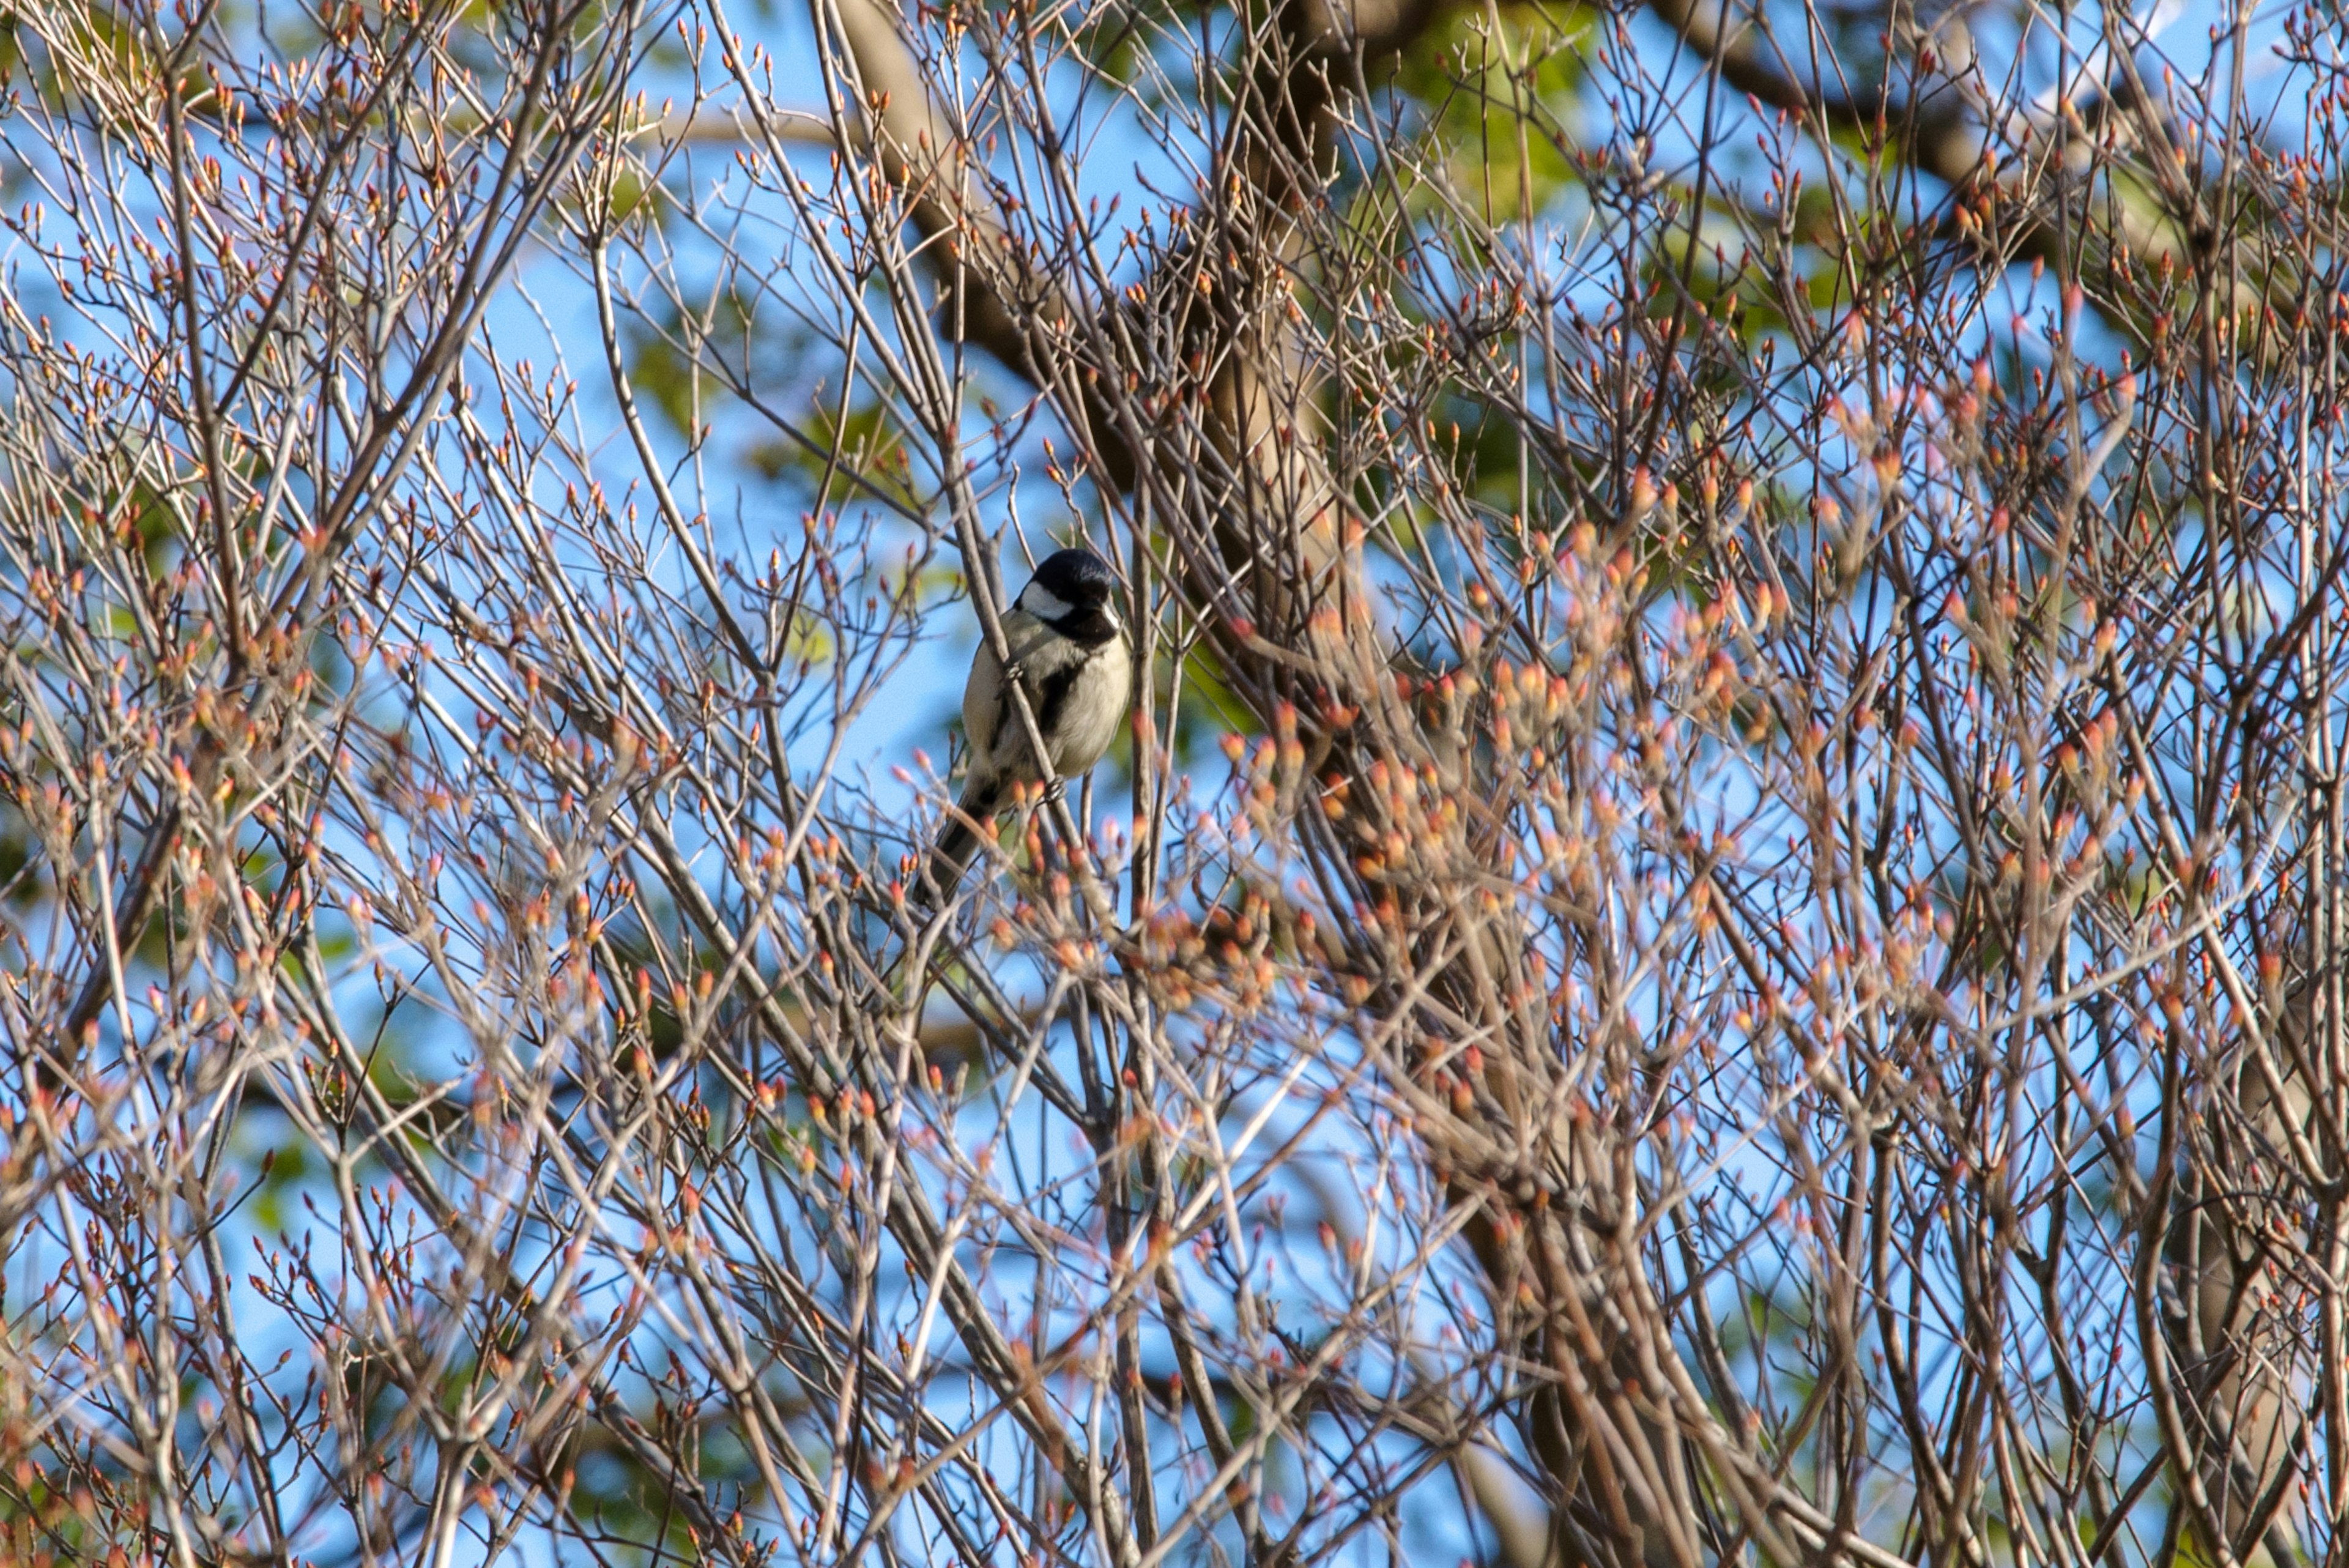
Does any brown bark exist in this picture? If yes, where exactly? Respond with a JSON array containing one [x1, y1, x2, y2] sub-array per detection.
[[2167, 1005, 2322, 1566]]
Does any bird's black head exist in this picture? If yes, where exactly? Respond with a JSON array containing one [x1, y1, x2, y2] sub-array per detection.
[[1030, 548, 1116, 608], [1017, 548, 1122, 645]]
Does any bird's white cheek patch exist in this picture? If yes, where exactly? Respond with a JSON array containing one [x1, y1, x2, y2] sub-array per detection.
[[1020, 585, 1074, 621]]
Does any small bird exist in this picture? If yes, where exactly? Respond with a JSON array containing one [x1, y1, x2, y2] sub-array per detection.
[[927, 547, 1134, 896]]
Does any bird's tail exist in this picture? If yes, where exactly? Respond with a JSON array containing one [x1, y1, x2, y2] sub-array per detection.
[[924, 782, 1001, 901]]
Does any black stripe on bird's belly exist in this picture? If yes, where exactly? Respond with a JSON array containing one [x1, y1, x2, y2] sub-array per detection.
[[1034, 660, 1088, 758]]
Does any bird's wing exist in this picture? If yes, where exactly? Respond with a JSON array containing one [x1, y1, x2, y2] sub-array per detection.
[[962, 634, 1006, 766], [974, 612, 1075, 781]]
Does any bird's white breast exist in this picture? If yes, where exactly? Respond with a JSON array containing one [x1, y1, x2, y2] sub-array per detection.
[[1049, 636, 1132, 776]]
